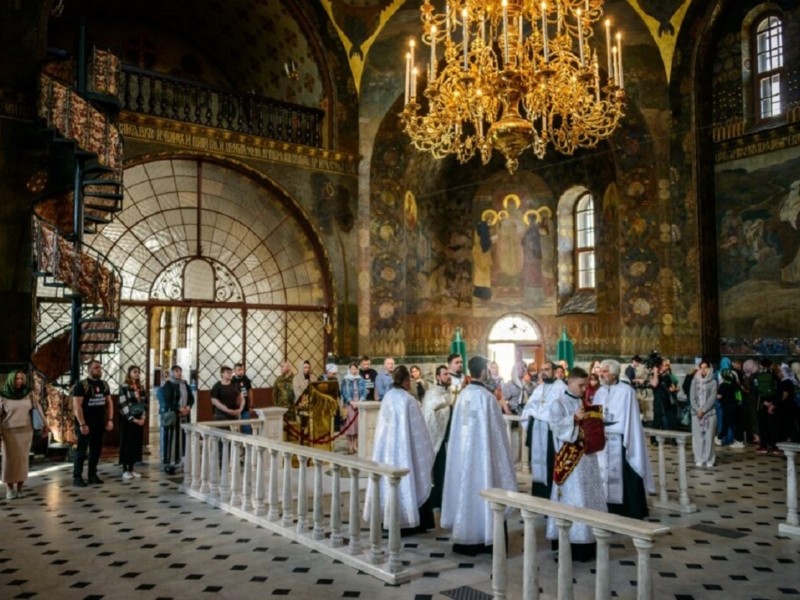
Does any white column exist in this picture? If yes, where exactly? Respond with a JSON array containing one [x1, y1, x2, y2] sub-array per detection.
[[296, 455, 308, 532], [555, 518, 574, 600], [190, 431, 201, 490], [349, 467, 362, 555], [229, 442, 241, 505], [282, 451, 294, 527], [387, 474, 402, 573], [778, 445, 800, 537], [241, 443, 252, 511], [369, 472, 384, 564], [633, 537, 654, 600], [253, 447, 266, 516], [331, 464, 344, 547], [255, 407, 287, 440], [199, 432, 210, 494], [313, 458, 325, 539], [182, 427, 193, 487], [521, 509, 538, 600], [656, 434, 668, 504], [676, 437, 696, 512], [209, 434, 220, 497], [490, 501, 508, 600], [520, 424, 531, 474], [219, 438, 231, 499], [592, 527, 612, 600], [268, 449, 280, 521]]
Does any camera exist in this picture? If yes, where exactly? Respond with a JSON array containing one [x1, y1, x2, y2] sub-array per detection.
[[644, 350, 663, 370]]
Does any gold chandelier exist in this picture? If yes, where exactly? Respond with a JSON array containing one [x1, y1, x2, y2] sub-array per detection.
[[400, 0, 626, 173]]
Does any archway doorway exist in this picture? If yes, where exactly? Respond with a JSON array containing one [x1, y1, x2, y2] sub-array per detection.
[[486, 313, 544, 382]]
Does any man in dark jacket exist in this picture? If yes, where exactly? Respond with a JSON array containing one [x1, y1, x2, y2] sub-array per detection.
[[158, 365, 195, 473]]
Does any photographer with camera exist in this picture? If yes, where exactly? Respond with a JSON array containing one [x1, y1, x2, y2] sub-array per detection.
[[648, 351, 677, 433]]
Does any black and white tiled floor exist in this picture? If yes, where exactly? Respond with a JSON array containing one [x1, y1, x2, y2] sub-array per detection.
[[1, 445, 799, 599]]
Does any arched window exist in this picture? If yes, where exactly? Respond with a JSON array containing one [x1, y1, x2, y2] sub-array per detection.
[[575, 193, 596, 290], [754, 14, 784, 121]]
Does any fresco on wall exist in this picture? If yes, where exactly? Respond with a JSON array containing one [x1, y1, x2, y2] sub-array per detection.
[[715, 150, 800, 341]]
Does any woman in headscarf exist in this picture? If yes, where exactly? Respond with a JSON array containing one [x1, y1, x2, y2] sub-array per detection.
[[1, 370, 48, 499], [119, 365, 147, 480], [292, 360, 317, 402], [690, 361, 718, 468]]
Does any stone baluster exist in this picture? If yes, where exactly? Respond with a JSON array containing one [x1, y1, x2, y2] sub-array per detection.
[[519, 425, 531, 474], [312, 458, 325, 539], [229, 442, 242, 505], [520, 509, 538, 600], [655, 434, 668, 505], [268, 449, 280, 521], [296, 456, 308, 532], [369, 473, 383, 564], [387, 475, 402, 573], [331, 464, 343, 547], [592, 527, 612, 600], [241, 443, 252, 511], [555, 518, 574, 600], [490, 501, 508, 600], [676, 437, 695, 512], [199, 432, 210, 494], [183, 427, 193, 488], [219, 438, 231, 499], [778, 444, 800, 537], [190, 431, 201, 491], [253, 447, 266, 516], [348, 467, 361, 555], [633, 537, 654, 600], [282, 451, 294, 527], [209, 434, 220, 497]]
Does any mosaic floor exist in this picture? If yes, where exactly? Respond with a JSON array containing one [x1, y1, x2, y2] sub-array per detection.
[[1, 443, 799, 600]]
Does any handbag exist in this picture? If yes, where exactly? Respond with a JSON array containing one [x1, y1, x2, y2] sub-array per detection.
[[161, 410, 177, 427], [31, 405, 45, 430], [128, 403, 146, 417]]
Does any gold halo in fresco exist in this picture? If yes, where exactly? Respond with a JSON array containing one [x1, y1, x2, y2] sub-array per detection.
[[481, 209, 498, 225], [503, 193, 521, 210]]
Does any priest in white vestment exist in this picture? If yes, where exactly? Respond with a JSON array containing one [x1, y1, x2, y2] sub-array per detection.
[[421, 365, 452, 511], [520, 361, 567, 498], [546, 366, 607, 561], [441, 356, 517, 555], [364, 365, 435, 531], [593, 359, 654, 519]]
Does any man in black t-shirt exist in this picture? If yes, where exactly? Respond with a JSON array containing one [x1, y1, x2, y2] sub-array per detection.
[[72, 360, 114, 487], [233, 363, 254, 433], [211, 366, 243, 421], [359, 355, 378, 401]]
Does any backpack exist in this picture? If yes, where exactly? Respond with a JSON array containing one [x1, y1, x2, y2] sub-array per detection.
[[753, 372, 776, 399]]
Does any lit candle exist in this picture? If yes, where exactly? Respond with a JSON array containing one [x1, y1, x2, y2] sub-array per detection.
[[577, 9, 584, 66], [430, 25, 437, 79], [541, 2, 548, 62], [616, 31, 624, 88], [593, 52, 600, 101], [412, 66, 418, 100], [405, 51, 410, 104], [611, 45, 617, 85], [446, 2, 451, 43], [462, 8, 469, 70], [502, 0, 509, 63], [605, 19, 612, 81], [518, 14, 523, 61], [481, 14, 486, 45], [585, 0, 590, 13]]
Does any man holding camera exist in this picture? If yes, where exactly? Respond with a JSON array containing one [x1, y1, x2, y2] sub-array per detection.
[[650, 355, 677, 432]]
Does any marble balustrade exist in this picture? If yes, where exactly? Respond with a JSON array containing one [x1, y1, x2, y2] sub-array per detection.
[[480, 488, 670, 600], [777, 442, 800, 538], [642, 427, 697, 514], [180, 418, 412, 584], [503, 414, 531, 475]]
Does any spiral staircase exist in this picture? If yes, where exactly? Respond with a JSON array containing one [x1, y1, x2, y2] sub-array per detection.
[[30, 38, 124, 443]]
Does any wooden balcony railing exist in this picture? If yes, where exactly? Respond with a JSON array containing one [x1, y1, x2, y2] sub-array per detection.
[[121, 66, 323, 147]]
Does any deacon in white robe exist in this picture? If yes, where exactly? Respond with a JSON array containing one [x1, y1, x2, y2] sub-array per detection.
[[593, 359, 654, 519], [421, 366, 453, 511], [546, 367, 607, 557], [364, 366, 435, 530], [441, 356, 517, 555], [520, 361, 567, 498]]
